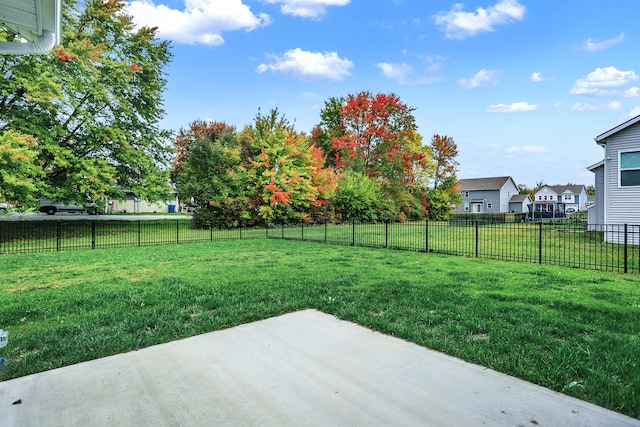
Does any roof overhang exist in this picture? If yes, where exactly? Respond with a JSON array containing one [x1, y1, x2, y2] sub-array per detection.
[[587, 160, 604, 172], [595, 114, 640, 145], [0, 0, 61, 55]]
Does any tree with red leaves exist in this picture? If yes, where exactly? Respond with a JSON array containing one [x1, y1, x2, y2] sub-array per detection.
[[313, 92, 430, 219], [242, 109, 335, 223]]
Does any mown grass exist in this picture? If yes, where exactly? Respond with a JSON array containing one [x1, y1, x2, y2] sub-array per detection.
[[0, 239, 639, 418]]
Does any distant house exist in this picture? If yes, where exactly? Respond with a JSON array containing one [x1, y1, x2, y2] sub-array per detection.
[[106, 191, 180, 214], [456, 176, 519, 213], [508, 193, 532, 214], [588, 114, 640, 243], [532, 185, 588, 212]]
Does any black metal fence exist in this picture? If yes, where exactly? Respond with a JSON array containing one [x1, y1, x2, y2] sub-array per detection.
[[1, 218, 639, 274], [266, 220, 640, 274], [0, 219, 264, 254]]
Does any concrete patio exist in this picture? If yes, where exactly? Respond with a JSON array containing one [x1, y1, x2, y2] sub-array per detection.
[[1, 309, 638, 426]]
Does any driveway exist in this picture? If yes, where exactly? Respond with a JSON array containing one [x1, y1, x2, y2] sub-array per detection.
[[0, 212, 190, 221]]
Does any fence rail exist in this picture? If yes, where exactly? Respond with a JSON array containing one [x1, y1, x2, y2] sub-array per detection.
[[1, 219, 639, 274]]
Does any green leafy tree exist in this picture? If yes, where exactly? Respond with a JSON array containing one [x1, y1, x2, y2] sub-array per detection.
[[333, 171, 391, 222], [0, 0, 173, 205], [425, 134, 461, 220], [172, 121, 247, 228], [0, 131, 44, 205]]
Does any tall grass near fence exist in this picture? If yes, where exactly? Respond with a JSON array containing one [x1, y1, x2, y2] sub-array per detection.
[[1, 219, 639, 274]]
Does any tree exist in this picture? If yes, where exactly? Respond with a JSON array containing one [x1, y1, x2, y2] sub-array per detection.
[[0, 0, 173, 206], [0, 131, 44, 204], [313, 92, 429, 219], [425, 134, 461, 220], [333, 171, 390, 222], [242, 109, 334, 223], [172, 121, 247, 228]]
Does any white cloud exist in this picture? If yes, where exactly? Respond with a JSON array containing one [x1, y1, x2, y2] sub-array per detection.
[[486, 102, 539, 113], [569, 66, 638, 96], [530, 72, 544, 82], [623, 87, 640, 98], [378, 62, 413, 84], [433, 0, 525, 40], [126, 0, 270, 45], [262, 0, 350, 18], [570, 102, 621, 112], [506, 145, 548, 154], [627, 106, 640, 120], [459, 69, 500, 88], [377, 62, 439, 85], [584, 33, 625, 52], [256, 48, 353, 80]]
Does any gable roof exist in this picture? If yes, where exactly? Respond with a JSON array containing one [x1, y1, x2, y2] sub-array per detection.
[[509, 194, 531, 203], [544, 185, 586, 195], [458, 176, 515, 191], [595, 114, 640, 143], [587, 160, 604, 172]]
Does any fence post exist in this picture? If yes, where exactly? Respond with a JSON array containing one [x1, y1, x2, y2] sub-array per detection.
[[475, 221, 479, 258], [176, 220, 179, 244], [91, 221, 96, 249], [352, 220, 355, 246], [137, 220, 141, 247], [56, 221, 61, 251], [538, 221, 543, 264], [385, 221, 388, 248], [324, 221, 327, 243], [210, 223, 213, 242], [281, 222, 284, 239], [624, 224, 628, 274], [301, 222, 304, 241], [425, 220, 429, 253]]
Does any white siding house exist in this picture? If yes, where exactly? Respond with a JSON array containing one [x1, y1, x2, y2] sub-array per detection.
[[590, 114, 640, 244]]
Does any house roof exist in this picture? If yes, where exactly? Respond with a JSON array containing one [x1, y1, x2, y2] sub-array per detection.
[[587, 160, 604, 172], [509, 194, 531, 203], [457, 176, 515, 191], [544, 185, 586, 195], [595, 114, 640, 143]]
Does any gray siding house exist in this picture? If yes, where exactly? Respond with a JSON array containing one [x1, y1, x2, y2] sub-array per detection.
[[589, 114, 640, 244], [456, 176, 519, 213], [508, 194, 532, 213]]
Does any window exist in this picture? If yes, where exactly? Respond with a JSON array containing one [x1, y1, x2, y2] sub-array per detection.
[[544, 196, 548, 200], [549, 195, 554, 200], [487, 202, 493, 209], [464, 191, 469, 197], [564, 194, 572, 200], [538, 196, 542, 200], [620, 151, 640, 187], [464, 203, 469, 211]]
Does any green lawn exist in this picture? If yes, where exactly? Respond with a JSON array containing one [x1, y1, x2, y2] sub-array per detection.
[[0, 239, 639, 419]]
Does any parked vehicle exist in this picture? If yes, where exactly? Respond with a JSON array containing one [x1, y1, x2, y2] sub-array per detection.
[[38, 199, 98, 215]]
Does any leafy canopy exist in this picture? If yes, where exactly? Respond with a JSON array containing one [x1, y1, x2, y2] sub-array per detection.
[[0, 0, 173, 206]]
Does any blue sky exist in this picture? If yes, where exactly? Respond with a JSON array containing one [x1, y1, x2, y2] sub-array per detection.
[[126, 0, 640, 188]]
